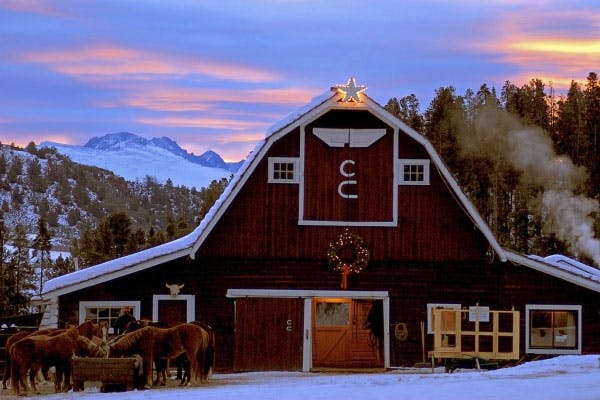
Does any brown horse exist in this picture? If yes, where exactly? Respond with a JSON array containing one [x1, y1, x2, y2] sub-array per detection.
[[109, 323, 212, 388], [9, 326, 105, 395], [1, 320, 105, 390]]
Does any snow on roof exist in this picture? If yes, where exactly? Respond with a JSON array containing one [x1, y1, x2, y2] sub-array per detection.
[[40, 228, 200, 296], [38, 92, 337, 299], [527, 254, 600, 282], [266, 90, 334, 137]]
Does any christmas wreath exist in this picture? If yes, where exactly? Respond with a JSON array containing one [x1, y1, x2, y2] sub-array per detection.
[[327, 229, 370, 275]]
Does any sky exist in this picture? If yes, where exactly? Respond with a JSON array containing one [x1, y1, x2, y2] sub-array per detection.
[[1, 1, 599, 162], [4, 355, 600, 400]]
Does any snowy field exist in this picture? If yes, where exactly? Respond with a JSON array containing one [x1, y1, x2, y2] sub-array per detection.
[[4, 355, 600, 400]]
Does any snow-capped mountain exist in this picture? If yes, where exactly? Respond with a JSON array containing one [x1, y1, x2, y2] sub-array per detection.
[[40, 132, 243, 189]]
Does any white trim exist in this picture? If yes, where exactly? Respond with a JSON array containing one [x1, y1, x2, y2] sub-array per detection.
[[268, 157, 300, 184], [226, 289, 389, 299], [426, 303, 461, 334], [152, 294, 195, 323], [79, 300, 141, 335], [313, 128, 387, 148], [303, 298, 312, 371], [78, 301, 141, 324], [226, 288, 389, 371], [399, 159, 430, 186], [525, 304, 582, 355], [298, 121, 399, 227]]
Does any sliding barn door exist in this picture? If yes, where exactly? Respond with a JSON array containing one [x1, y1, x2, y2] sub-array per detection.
[[234, 298, 304, 371]]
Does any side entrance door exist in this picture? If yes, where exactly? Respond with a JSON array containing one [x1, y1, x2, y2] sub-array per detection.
[[312, 299, 383, 369], [234, 297, 304, 371]]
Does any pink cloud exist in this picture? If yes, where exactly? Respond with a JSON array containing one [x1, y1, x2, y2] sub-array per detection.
[[0, 0, 61, 16], [19, 45, 280, 83], [115, 86, 317, 112], [136, 116, 268, 131]]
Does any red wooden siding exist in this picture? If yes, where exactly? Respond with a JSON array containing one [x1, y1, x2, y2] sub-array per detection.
[[198, 110, 487, 263], [234, 298, 304, 371]]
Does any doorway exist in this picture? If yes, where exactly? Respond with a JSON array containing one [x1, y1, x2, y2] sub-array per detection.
[[312, 298, 384, 369]]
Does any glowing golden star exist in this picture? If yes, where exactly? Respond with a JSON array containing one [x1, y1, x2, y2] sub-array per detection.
[[334, 77, 367, 102]]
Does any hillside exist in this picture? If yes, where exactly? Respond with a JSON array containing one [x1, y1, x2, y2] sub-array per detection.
[[0, 143, 221, 250]]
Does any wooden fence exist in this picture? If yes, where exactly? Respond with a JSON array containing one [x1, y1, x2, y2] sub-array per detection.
[[428, 307, 520, 362]]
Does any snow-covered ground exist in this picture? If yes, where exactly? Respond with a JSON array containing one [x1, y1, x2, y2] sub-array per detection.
[[9, 355, 600, 400]]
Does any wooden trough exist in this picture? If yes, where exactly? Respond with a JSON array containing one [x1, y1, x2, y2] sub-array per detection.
[[72, 357, 139, 392]]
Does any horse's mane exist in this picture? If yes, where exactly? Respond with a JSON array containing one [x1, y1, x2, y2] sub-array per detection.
[[77, 320, 101, 338], [111, 326, 151, 351]]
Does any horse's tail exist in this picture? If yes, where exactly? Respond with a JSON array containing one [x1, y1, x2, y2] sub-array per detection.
[[203, 326, 216, 381]]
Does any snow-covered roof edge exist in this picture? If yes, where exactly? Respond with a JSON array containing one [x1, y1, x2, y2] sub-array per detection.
[[39, 227, 199, 298], [505, 250, 600, 293]]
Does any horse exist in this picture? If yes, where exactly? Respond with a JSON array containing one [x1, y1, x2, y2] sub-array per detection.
[[1, 320, 106, 390], [190, 321, 216, 382], [108, 323, 212, 388], [10, 327, 79, 395]]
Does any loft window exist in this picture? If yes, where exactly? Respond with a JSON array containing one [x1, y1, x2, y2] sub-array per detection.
[[526, 305, 581, 354], [268, 157, 299, 183], [399, 159, 430, 185]]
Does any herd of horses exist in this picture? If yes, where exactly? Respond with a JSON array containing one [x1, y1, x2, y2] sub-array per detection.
[[1, 318, 215, 396]]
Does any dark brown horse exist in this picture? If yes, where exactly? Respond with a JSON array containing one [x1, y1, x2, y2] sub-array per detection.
[[2, 320, 105, 390], [109, 323, 212, 388], [9, 326, 101, 395]]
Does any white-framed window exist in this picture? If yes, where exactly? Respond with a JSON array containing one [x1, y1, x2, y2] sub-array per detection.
[[526, 304, 582, 354], [79, 301, 141, 336], [426, 303, 461, 334], [399, 159, 430, 185], [268, 157, 300, 183]]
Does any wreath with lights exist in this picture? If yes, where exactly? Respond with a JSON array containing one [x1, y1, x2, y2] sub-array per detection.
[[327, 229, 370, 275]]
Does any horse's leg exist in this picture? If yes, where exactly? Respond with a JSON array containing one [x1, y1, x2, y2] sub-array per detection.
[[63, 360, 72, 392], [30, 367, 40, 394], [2, 350, 10, 389], [53, 364, 62, 393], [143, 354, 153, 389]]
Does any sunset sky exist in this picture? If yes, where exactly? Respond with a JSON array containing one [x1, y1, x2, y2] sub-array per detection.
[[1, 1, 599, 162]]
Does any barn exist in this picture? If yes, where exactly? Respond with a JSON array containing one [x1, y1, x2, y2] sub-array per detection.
[[34, 78, 600, 371]]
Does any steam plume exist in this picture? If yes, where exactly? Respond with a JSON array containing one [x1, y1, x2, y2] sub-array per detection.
[[459, 106, 600, 267]]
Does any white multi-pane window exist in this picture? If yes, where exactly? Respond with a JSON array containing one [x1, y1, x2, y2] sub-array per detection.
[[399, 159, 430, 185], [526, 305, 582, 354], [268, 157, 300, 183], [79, 301, 140, 335]]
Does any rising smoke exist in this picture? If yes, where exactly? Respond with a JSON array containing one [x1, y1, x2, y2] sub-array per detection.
[[458, 105, 600, 267]]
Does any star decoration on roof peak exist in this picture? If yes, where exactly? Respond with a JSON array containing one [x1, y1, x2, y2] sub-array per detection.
[[332, 77, 367, 103]]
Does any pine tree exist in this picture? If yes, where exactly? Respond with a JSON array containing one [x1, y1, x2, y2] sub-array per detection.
[[32, 217, 52, 295], [0, 218, 8, 318], [11, 224, 34, 314]]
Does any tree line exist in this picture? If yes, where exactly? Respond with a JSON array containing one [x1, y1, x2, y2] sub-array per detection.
[[386, 72, 599, 264], [0, 142, 229, 318]]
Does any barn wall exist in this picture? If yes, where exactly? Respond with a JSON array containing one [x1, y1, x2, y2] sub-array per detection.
[[197, 111, 488, 263], [59, 255, 600, 370]]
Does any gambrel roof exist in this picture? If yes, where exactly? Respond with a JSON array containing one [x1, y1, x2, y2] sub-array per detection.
[[37, 87, 600, 299]]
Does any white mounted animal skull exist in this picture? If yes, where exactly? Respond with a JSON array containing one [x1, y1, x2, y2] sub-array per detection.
[[165, 283, 184, 297]]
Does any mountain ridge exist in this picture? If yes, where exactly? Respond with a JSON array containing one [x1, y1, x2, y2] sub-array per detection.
[[40, 132, 243, 190]]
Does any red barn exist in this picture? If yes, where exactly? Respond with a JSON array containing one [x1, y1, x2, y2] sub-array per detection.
[[36, 79, 600, 371]]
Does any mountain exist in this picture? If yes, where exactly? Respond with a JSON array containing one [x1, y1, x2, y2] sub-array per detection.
[[40, 132, 243, 190], [0, 144, 211, 249]]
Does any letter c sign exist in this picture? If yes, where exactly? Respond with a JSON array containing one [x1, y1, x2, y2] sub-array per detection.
[[338, 159, 357, 199]]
